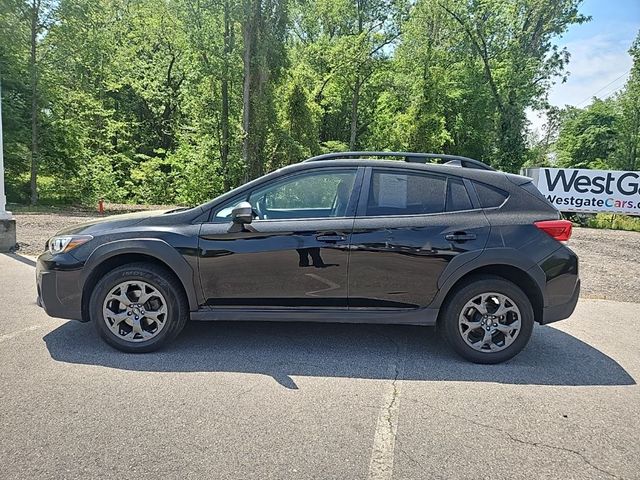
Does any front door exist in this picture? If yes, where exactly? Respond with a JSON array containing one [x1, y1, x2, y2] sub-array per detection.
[[198, 168, 361, 308], [348, 167, 490, 309]]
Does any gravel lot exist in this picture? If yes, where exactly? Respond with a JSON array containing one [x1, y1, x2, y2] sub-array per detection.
[[12, 211, 640, 303], [569, 227, 640, 303]]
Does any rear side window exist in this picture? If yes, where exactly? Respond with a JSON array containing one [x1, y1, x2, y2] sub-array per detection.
[[474, 182, 508, 208], [366, 171, 446, 216], [446, 178, 473, 212]]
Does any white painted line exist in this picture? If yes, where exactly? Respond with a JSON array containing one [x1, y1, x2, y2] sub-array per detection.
[[367, 339, 406, 480], [0, 324, 43, 343]]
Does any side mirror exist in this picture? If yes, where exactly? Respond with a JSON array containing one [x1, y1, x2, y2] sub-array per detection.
[[231, 201, 254, 224]]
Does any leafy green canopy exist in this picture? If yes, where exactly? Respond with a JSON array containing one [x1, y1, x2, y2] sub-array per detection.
[[553, 32, 640, 171], [1, 0, 631, 207]]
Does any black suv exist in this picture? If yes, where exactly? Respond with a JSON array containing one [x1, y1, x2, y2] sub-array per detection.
[[36, 152, 579, 363]]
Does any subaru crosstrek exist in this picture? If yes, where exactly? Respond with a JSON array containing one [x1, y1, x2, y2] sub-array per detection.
[[36, 152, 580, 363]]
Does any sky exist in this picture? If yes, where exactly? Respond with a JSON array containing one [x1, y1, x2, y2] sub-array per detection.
[[528, 0, 640, 134]]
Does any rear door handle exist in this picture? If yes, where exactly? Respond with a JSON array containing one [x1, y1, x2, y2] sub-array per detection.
[[445, 232, 476, 242], [316, 234, 346, 243]]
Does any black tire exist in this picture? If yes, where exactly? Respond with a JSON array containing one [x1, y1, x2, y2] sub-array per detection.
[[89, 262, 188, 353], [440, 275, 534, 364]]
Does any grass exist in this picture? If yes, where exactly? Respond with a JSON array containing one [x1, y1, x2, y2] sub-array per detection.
[[586, 213, 640, 233]]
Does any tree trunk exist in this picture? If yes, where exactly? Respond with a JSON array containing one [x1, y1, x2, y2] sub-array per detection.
[[349, 77, 360, 150], [241, 0, 253, 182], [242, 0, 265, 182], [29, 0, 39, 205], [221, 0, 231, 190], [349, 2, 364, 151]]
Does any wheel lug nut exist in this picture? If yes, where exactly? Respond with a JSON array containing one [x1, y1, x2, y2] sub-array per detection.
[[127, 311, 131, 315]]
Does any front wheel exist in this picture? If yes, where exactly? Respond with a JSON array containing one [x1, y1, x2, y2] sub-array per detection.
[[90, 263, 188, 353], [441, 275, 534, 364]]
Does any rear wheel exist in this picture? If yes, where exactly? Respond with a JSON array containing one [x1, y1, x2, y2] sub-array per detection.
[[90, 263, 188, 353], [441, 275, 534, 364]]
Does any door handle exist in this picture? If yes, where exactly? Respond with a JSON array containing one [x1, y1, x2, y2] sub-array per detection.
[[316, 234, 346, 243], [445, 232, 476, 242]]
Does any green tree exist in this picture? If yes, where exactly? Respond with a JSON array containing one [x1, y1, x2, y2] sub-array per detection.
[[614, 32, 640, 170], [555, 99, 620, 169], [0, 0, 604, 206], [241, 0, 289, 180], [441, 0, 588, 172]]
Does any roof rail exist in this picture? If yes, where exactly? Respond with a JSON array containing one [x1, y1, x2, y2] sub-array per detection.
[[303, 151, 495, 171]]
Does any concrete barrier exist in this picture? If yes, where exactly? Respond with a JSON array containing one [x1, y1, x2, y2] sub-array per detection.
[[0, 219, 16, 252]]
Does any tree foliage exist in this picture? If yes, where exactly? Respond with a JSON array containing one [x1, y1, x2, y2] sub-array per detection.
[[554, 31, 640, 171], [1, 0, 630, 207]]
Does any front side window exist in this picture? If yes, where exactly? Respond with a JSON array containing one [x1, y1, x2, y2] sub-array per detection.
[[248, 169, 357, 220], [366, 170, 447, 216], [210, 169, 356, 222], [211, 169, 357, 222], [212, 196, 245, 223]]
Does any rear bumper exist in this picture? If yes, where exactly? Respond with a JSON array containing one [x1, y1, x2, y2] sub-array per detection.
[[36, 253, 85, 321], [537, 244, 580, 325], [541, 278, 580, 324]]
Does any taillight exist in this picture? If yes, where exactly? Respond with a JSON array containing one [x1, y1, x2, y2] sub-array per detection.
[[534, 220, 572, 242]]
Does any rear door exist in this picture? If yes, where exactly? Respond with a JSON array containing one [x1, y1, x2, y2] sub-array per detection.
[[348, 167, 490, 309]]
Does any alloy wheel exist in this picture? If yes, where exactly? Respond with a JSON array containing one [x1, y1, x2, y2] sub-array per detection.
[[102, 281, 168, 343], [458, 292, 522, 353]]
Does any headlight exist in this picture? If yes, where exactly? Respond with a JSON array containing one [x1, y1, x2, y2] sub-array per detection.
[[48, 235, 93, 254]]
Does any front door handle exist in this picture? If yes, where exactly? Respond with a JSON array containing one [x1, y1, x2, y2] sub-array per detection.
[[445, 232, 477, 242], [316, 234, 346, 243]]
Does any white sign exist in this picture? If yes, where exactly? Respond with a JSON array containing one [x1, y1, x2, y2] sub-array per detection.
[[523, 167, 640, 215]]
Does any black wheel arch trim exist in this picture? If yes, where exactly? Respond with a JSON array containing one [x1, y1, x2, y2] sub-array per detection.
[[82, 238, 199, 311], [429, 247, 546, 310]]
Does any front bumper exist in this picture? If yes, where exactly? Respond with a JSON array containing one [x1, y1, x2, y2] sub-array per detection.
[[36, 252, 85, 321]]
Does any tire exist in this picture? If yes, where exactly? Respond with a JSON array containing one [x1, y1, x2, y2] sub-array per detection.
[[89, 262, 188, 353], [440, 275, 534, 364]]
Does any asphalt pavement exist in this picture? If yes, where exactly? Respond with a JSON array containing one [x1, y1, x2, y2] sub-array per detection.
[[0, 253, 638, 479]]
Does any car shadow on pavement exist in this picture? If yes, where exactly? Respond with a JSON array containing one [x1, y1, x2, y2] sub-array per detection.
[[2, 253, 37, 267], [43, 320, 635, 389]]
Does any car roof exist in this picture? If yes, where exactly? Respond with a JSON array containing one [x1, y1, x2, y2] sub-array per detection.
[[279, 158, 509, 183], [200, 155, 533, 212]]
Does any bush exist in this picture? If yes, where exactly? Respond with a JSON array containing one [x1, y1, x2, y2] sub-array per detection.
[[130, 156, 177, 205], [166, 145, 224, 206], [587, 213, 640, 232]]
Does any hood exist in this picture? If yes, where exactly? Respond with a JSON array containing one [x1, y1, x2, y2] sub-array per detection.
[[56, 209, 172, 235]]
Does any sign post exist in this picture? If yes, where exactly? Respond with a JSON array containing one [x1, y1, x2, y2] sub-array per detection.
[[0, 76, 17, 252]]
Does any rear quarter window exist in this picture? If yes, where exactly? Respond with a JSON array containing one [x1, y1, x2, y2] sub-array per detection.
[[473, 182, 509, 208], [521, 181, 553, 205]]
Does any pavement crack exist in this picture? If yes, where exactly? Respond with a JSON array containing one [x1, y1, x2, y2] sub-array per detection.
[[415, 401, 621, 479], [397, 446, 424, 469], [386, 363, 401, 431], [367, 333, 407, 480]]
